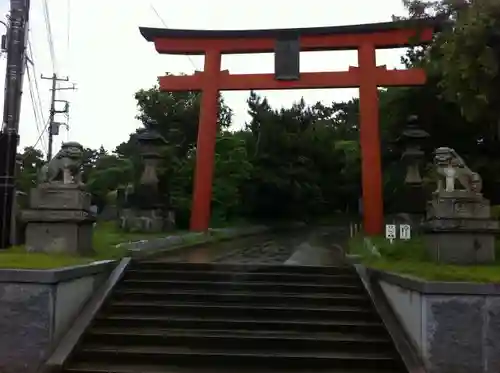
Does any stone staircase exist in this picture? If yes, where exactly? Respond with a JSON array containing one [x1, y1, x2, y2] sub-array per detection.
[[60, 262, 408, 373]]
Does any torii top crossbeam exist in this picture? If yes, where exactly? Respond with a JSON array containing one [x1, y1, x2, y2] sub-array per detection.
[[140, 19, 439, 92], [140, 18, 439, 52]]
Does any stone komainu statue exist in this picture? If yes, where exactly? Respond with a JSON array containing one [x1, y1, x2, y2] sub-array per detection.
[[433, 147, 482, 193], [38, 141, 84, 184]]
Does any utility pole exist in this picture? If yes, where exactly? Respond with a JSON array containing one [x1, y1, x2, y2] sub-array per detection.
[[41, 74, 75, 160], [0, 0, 30, 249]]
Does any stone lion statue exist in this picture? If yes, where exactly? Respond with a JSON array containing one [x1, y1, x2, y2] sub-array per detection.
[[434, 147, 482, 193], [38, 141, 84, 184]]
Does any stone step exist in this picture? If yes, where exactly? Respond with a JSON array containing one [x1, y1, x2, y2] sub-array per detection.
[[124, 269, 361, 284], [65, 363, 404, 373], [83, 327, 394, 353], [92, 315, 387, 336], [131, 262, 356, 275], [119, 279, 365, 294], [71, 345, 403, 370], [102, 301, 378, 322], [58, 262, 408, 373], [111, 289, 372, 307]]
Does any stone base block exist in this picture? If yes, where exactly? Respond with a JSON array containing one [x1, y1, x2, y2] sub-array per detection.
[[30, 183, 91, 211], [426, 192, 491, 219], [119, 209, 175, 233], [425, 232, 495, 264], [25, 222, 94, 256]]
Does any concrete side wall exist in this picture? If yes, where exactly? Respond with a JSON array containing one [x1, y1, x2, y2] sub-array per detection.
[[53, 272, 107, 343], [380, 280, 424, 351], [0, 283, 53, 373], [379, 277, 500, 373], [0, 264, 113, 373]]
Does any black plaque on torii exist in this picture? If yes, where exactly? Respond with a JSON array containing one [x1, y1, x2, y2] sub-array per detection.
[[274, 33, 300, 81]]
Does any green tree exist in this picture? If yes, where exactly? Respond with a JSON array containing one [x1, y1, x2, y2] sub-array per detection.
[[16, 147, 44, 194], [240, 92, 347, 220], [85, 150, 134, 211], [394, 0, 500, 201], [432, 0, 500, 141]]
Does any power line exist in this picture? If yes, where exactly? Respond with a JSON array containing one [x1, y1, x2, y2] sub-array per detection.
[[149, 3, 198, 71], [32, 118, 50, 150], [67, 0, 71, 53], [42, 0, 57, 73], [66, 0, 71, 73], [25, 60, 47, 151], [27, 37, 45, 123], [26, 34, 48, 151], [26, 66, 42, 131]]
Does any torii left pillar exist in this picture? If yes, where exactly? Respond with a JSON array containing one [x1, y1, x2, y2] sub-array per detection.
[[190, 49, 221, 231]]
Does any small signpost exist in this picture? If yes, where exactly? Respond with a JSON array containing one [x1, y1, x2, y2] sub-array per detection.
[[399, 224, 411, 240], [385, 223, 411, 243], [385, 224, 397, 244]]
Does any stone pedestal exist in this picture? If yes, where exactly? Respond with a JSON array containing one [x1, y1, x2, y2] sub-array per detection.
[[422, 191, 499, 264], [21, 183, 95, 256], [119, 208, 175, 233]]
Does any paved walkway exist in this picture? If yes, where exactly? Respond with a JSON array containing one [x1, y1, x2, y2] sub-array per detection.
[[156, 225, 350, 265]]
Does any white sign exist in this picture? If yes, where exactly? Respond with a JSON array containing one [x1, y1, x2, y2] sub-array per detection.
[[399, 224, 411, 240], [385, 224, 396, 243]]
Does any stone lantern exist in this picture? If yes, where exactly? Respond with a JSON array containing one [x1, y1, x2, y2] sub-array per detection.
[[136, 127, 166, 208], [401, 115, 429, 185], [399, 115, 429, 215], [118, 127, 174, 233]]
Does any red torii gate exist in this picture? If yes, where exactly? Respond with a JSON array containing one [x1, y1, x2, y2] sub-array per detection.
[[140, 19, 439, 235]]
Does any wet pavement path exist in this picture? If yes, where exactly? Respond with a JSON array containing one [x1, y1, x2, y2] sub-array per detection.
[[154, 225, 350, 265], [213, 233, 307, 264]]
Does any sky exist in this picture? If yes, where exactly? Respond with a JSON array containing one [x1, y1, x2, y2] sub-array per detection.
[[0, 0, 409, 155]]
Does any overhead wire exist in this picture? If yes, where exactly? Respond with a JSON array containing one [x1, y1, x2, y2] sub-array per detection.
[[32, 119, 51, 150], [26, 29, 49, 153], [149, 3, 198, 71], [65, 0, 72, 140], [66, 0, 71, 56], [25, 21, 51, 154], [42, 0, 57, 73], [27, 37, 46, 125], [25, 61, 47, 151]]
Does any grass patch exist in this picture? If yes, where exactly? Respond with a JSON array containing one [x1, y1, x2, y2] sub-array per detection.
[[348, 233, 500, 283], [0, 246, 95, 269], [92, 221, 173, 260], [0, 221, 253, 270], [0, 222, 177, 269]]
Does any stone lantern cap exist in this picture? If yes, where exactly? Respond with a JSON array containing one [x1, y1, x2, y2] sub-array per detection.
[[401, 115, 430, 140], [136, 127, 165, 144], [136, 127, 167, 157]]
